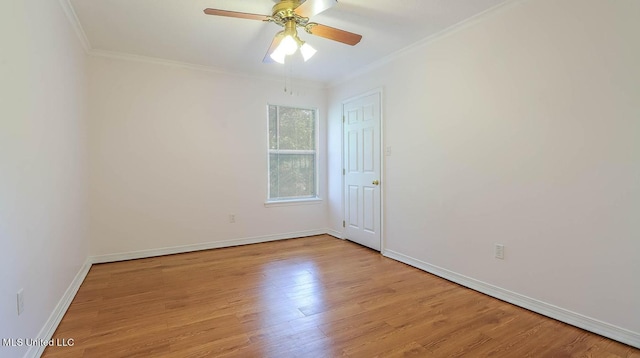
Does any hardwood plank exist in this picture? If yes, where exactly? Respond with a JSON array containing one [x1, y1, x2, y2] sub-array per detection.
[[42, 235, 639, 357]]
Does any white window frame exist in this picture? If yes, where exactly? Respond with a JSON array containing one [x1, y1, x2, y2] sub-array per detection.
[[266, 104, 320, 206]]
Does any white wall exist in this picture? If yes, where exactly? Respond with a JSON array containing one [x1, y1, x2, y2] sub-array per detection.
[[88, 56, 328, 256], [0, 0, 89, 357], [329, 0, 640, 341]]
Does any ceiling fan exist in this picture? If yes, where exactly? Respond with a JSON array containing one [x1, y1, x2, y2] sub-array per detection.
[[204, 0, 362, 64]]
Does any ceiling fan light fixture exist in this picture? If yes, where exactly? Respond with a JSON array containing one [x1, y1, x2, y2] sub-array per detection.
[[300, 42, 317, 62], [278, 35, 298, 56], [270, 48, 287, 64]]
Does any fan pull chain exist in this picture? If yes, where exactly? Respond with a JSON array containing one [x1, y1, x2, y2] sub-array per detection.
[[288, 60, 294, 95], [283, 58, 294, 95], [283, 58, 288, 93]]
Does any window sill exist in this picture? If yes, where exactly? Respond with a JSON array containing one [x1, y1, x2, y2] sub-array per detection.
[[264, 198, 323, 208]]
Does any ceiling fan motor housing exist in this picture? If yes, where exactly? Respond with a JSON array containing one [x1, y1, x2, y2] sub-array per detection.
[[271, 0, 310, 27]]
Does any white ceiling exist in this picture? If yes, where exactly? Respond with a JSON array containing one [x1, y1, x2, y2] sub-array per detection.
[[69, 0, 510, 83]]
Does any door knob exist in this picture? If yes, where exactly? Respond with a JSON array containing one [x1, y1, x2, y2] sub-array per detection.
[[372, 180, 379, 186]]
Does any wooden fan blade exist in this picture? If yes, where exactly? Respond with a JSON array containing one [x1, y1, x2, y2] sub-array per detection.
[[294, 0, 337, 18], [306, 23, 362, 46], [203, 8, 270, 21], [263, 33, 285, 63]]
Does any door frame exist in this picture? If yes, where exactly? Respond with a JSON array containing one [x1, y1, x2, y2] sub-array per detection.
[[341, 88, 385, 252]]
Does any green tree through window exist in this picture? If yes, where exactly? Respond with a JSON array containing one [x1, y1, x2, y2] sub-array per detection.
[[268, 105, 317, 200]]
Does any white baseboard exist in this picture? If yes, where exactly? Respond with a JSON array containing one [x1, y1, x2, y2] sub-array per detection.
[[383, 249, 640, 349], [25, 258, 92, 358], [325, 229, 343, 239], [89, 229, 329, 264]]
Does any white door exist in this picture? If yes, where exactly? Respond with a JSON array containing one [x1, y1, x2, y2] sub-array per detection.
[[343, 92, 381, 251]]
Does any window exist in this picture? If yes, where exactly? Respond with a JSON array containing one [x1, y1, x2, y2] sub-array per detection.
[[268, 105, 317, 202]]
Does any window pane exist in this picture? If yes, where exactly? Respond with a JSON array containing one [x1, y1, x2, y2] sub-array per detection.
[[269, 153, 316, 199], [268, 105, 317, 201], [277, 107, 315, 150]]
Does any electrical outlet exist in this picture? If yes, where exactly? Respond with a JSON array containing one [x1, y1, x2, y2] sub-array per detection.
[[229, 214, 236, 223], [17, 289, 24, 315], [495, 244, 505, 260]]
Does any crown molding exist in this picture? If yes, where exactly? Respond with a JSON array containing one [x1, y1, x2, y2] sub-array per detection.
[[328, 0, 527, 88], [88, 49, 327, 90], [57, 0, 91, 53]]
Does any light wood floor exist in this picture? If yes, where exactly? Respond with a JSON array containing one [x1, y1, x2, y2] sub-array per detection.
[[43, 235, 639, 357]]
